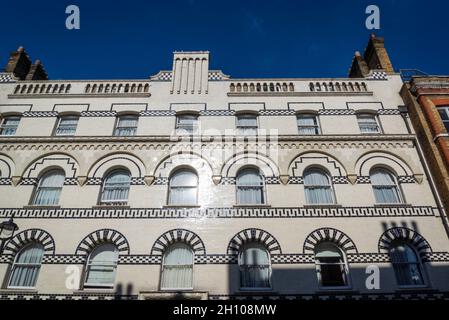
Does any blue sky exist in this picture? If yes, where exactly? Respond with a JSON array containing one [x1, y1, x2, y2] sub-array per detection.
[[1, 0, 448, 79]]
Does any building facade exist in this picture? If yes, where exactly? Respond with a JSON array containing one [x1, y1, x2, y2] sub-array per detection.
[[401, 77, 449, 218], [0, 36, 449, 300]]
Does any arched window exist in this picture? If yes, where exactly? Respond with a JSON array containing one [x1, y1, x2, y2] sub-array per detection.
[[8, 243, 44, 288], [314, 243, 349, 288], [100, 169, 131, 205], [239, 243, 271, 289], [168, 169, 198, 205], [370, 168, 402, 204], [389, 242, 425, 286], [236, 168, 265, 205], [32, 169, 65, 205], [304, 168, 334, 204], [84, 243, 119, 288], [160, 243, 194, 290]]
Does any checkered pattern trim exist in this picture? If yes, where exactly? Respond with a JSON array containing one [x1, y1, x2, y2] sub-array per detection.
[[265, 177, 280, 184], [42, 255, 85, 264], [271, 254, 314, 264], [139, 110, 176, 117], [0, 206, 436, 219], [377, 109, 401, 115], [0, 293, 138, 301], [259, 109, 296, 116], [154, 177, 169, 185], [0, 255, 13, 264], [0, 178, 12, 185], [287, 176, 304, 184], [22, 111, 58, 117], [422, 252, 449, 263], [347, 253, 390, 263], [398, 176, 416, 184], [366, 71, 388, 80], [195, 255, 237, 264], [356, 176, 371, 184], [118, 255, 162, 264], [64, 178, 78, 186], [199, 110, 235, 116], [19, 178, 38, 185], [208, 71, 227, 81], [332, 176, 349, 184], [319, 109, 355, 115], [157, 71, 172, 81], [220, 177, 236, 185], [0, 73, 15, 83], [130, 177, 145, 185], [80, 111, 117, 117], [86, 177, 103, 185]]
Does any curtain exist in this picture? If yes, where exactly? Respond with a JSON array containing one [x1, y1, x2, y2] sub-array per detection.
[[9, 244, 44, 288], [101, 170, 131, 203], [297, 115, 319, 135], [304, 170, 333, 204], [357, 115, 379, 133], [240, 245, 270, 288], [33, 170, 65, 205], [390, 244, 424, 286], [315, 243, 347, 287], [237, 169, 264, 205], [56, 117, 78, 135], [161, 244, 193, 289], [371, 169, 400, 204], [115, 117, 137, 136], [169, 170, 198, 205], [85, 244, 118, 286]]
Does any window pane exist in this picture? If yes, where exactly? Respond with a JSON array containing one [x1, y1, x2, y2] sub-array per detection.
[[304, 170, 333, 204], [390, 244, 424, 286], [371, 169, 401, 204], [115, 116, 138, 136], [237, 169, 265, 205], [101, 170, 130, 203], [240, 245, 270, 288], [0, 117, 20, 136], [33, 170, 65, 205], [237, 115, 258, 135], [56, 117, 78, 135], [177, 115, 198, 134], [161, 244, 193, 289], [169, 170, 198, 205], [358, 115, 379, 133], [315, 243, 347, 287], [297, 115, 320, 135], [85, 244, 118, 286], [9, 244, 44, 288]]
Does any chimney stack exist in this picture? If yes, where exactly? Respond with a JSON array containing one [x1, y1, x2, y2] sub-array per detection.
[[4, 47, 49, 80], [25, 59, 48, 80]]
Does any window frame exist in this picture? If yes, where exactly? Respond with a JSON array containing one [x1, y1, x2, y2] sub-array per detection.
[[31, 169, 66, 206], [0, 116, 21, 136], [437, 106, 449, 132], [356, 113, 381, 134], [113, 115, 139, 136], [236, 114, 258, 135], [54, 115, 79, 136], [7, 243, 45, 290], [175, 114, 199, 135], [314, 242, 351, 290], [297, 113, 321, 135], [303, 168, 336, 205], [370, 167, 404, 205], [83, 243, 119, 289], [389, 241, 427, 288], [99, 169, 131, 205], [160, 243, 194, 291], [238, 243, 272, 291], [236, 167, 266, 205], [167, 168, 199, 206]]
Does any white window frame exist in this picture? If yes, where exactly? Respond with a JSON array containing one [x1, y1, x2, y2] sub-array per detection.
[[99, 169, 131, 205], [176, 114, 199, 134], [7, 243, 44, 290], [314, 243, 351, 290], [357, 113, 381, 134], [32, 169, 65, 206], [238, 243, 272, 291], [83, 243, 119, 289], [0, 116, 20, 136], [438, 106, 449, 132], [303, 168, 336, 205], [297, 114, 321, 135], [55, 116, 79, 136], [370, 168, 404, 204], [236, 114, 258, 135], [236, 167, 266, 205], [168, 169, 199, 206], [160, 243, 194, 291], [114, 115, 138, 136]]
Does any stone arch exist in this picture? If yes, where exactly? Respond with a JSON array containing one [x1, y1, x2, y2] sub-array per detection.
[[3, 229, 55, 256], [227, 228, 282, 255], [303, 228, 358, 254], [378, 227, 432, 258], [151, 229, 206, 256], [87, 152, 146, 178], [153, 152, 213, 178], [75, 229, 130, 256], [288, 152, 347, 177], [355, 151, 414, 177], [221, 152, 280, 178], [22, 153, 79, 178]]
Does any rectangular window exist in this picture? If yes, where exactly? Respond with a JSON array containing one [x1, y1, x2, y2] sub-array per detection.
[[237, 115, 258, 135], [438, 107, 449, 132], [297, 114, 320, 135], [357, 114, 380, 133], [176, 115, 198, 134], [55, 116, 78, 136], [0, 117, 20, 136], [114, 116, 138, 136]]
